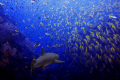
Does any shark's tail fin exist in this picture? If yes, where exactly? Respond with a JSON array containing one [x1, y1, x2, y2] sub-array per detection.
[[30, 59, 36, 76], [30, 69, 33, 76]]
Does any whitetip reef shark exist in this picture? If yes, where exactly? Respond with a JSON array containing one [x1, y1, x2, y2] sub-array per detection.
[[31, 47, 64, 75]]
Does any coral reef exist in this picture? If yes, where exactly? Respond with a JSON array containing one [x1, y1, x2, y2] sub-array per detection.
[[0, 6, 36, 79]]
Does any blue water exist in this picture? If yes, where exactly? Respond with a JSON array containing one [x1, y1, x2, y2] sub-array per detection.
[[0, 0, 120, 80]]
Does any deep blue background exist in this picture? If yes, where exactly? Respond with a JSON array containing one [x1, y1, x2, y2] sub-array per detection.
[[0, 0, 120, 80]]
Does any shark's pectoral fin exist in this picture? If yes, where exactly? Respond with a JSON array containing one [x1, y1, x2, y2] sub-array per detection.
[[40, 66, 46, 70], [53, 59, 64, 63]]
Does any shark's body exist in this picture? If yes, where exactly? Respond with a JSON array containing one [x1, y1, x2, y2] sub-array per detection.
[[31, 48, 64, 74]]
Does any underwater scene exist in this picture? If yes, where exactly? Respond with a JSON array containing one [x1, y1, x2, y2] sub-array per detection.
[[0, 0, 120, 80]]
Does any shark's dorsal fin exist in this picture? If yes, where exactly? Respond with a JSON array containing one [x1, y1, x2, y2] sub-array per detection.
[[42, 47, 45, 55]]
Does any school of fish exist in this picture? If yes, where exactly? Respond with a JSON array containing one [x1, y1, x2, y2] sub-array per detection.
[[0, 0, 120, 74]]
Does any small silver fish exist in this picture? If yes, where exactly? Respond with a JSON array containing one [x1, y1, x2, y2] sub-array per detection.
[[31, 0, 37, 3], [109, 16, 117, 19], [45, 33, 50, 35], [0, 2, 4, 5]]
